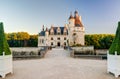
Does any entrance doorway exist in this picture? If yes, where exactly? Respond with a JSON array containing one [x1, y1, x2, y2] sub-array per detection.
[[57, 42, 60, 46]]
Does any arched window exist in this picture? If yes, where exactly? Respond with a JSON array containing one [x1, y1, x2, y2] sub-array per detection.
[[51, 37, 53, 40], [42, 39, 44, 44], [57, 37, 60, 40], [64, 37, 66, 40], [64, 27, 67, 35], [51, 42, 53, 45]]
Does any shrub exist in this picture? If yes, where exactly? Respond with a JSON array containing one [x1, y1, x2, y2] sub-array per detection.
[[71, 44, 82, 47], [109, 22, 120, 55], [0, 22, 11, 55]]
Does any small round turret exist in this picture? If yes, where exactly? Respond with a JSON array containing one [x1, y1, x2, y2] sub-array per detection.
[[69, 12, 74, 19]]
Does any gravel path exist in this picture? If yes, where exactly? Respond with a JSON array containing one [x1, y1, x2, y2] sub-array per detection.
[[0, 48, 118, 79]]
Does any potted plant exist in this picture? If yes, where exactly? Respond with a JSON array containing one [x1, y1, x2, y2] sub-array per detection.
[[107, 22, 120, 77], [0, 22, 13, 78]]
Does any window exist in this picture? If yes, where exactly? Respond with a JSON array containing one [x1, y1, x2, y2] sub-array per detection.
[[64, 37, 66, 40], [74, 41, 76, 44], [57, 27, 61, 35], [51, 42, 53, 45], [50, 28, 54, 35], [42, 39, 44, 44], [40, 39, 41, 44], [51, 37, 53, 40], [57, 32, 60, 35], [64, 28, 67, 35], [57, 37, 60, 40], [73, 33, 76, 36], [69, 22, 70, 24], [64, 42, 66, 46]]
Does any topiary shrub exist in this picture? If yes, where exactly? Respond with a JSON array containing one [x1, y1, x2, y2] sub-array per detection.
[[109, 22, 120, 55], [0, 22, 11, 55]]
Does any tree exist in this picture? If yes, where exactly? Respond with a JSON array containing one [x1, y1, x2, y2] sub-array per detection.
[[0, 22, 11, 55], [85, 34, 114, 49], [28, 35, 38, 47], [100, 35, 114, 49], [109, 22, 120, 55], [17, 32, 30, 47]]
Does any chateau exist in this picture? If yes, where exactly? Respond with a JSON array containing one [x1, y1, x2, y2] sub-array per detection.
[[38, 11, 85, 47]]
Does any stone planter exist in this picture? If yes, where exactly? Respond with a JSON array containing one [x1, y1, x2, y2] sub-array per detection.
[[0, 54, 13, 78], [107, 51, 120, 77]]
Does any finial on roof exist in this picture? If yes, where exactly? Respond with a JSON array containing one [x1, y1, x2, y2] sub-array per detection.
[[46, 27, 48, 31], [42, 25, 44, 31], [51, 24, 54, 28], [75, 10, 78, 14]]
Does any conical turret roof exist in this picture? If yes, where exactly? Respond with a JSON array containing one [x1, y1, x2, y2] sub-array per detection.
[[69, 12, 74, 19]]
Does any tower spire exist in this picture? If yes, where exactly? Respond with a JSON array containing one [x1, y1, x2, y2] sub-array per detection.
[[42, 25, 44, 31], [74, 10, 83, 27], [69, 12, 74, 19], [46, 27, 48, 31], [74, 10, 78, 14], [74, 10, 79, 18]]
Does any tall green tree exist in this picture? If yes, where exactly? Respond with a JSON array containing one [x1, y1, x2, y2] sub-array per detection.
[[28, 35, 38, 47], [17, 32, 30, 47], [0, 22, 11, 55], [109, 22, 120, 55]]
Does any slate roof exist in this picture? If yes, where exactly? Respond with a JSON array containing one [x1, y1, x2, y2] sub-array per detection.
[[39, 26, 68, 36], [39, 31, 45, 36], [49, 27, 68, 35]]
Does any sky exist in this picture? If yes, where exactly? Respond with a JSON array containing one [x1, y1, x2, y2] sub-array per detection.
[[0, 0, 120, 34]]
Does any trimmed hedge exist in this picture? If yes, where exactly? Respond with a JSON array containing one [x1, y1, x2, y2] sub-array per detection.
[[109, 22, 120, 55], [0, 22, 11, 55]]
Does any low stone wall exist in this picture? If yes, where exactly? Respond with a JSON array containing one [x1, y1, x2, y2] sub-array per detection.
[[10, 47, 47, 58], [72, 46, 94, 55], [10, 47, 42, 52], [70, 46, 108, 59], [95, 49, 108, 55]]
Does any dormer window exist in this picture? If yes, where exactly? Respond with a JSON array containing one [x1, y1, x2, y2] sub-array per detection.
[[57, 27, 61, 35], [50, 28, 54, 35], [63, 27, 67, 35]]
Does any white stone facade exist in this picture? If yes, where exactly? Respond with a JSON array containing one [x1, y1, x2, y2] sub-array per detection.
[[38, 11, 85, 47]]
